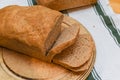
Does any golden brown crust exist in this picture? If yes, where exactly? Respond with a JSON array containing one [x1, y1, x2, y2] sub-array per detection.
[[36, 0, 97, 10], [0, 5, 63, 62]]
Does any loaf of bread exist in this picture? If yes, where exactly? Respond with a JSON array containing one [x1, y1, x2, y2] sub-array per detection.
[[0, 5, 63, 62], [36, 0, 97, 11]]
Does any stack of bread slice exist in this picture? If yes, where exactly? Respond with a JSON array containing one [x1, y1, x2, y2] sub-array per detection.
[[0, 5, 95, 79]]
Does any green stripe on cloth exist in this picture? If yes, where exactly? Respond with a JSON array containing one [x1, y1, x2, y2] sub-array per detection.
[[95, 2, 120, 46], [93, 68, 102, 80], [87, 73, 95, 80], [27, 0, 31, 6], [31, 0, 37, 5], [99, 15, 120, 46], [87, 68, 101, 80], [27, 0, 33, 6]]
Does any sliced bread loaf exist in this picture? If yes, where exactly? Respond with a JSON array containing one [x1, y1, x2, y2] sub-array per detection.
[[53, 34, 94, 71], [0, 5, 63, 62]]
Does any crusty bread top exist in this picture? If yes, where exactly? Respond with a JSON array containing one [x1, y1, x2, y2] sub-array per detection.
[[53, 34, 94, 69], [36, 0, 97, 10], [0, 5, 63, 60]]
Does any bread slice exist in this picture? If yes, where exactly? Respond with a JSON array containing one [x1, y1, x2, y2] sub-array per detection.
[[36, 0, 97, 11], [0, 5, 63, 62], [53, 34, 94, 71], [70, 50, 94, 72], [47, 22, 80, 62]]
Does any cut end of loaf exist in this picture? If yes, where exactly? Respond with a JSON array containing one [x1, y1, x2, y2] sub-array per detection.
[[46, 21, 80, 62], [45, 14, 64, 55]]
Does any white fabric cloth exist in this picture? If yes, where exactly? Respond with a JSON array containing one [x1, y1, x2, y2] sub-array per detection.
[[0, 0, 29, 8]]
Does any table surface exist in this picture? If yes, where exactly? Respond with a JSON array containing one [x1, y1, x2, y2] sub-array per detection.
[[0, 0, 120, 80]]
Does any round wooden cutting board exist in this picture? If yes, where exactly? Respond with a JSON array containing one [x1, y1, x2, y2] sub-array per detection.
[[0, 16, 96, 80]]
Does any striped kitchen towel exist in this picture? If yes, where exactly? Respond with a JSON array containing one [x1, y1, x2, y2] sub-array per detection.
[[0, 0, 120, 80]]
